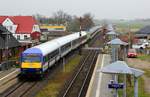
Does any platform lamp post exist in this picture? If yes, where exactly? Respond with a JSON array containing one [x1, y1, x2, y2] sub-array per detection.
[[107, 38, 128, 97]]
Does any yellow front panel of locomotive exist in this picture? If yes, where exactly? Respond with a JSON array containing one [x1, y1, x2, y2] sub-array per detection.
[[21, 62, 42, 68]]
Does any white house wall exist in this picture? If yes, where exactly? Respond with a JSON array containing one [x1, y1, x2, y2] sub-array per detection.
[[2, 18, 14, 26], [2, 18, 17, 34], [14, 34, 30, 40]]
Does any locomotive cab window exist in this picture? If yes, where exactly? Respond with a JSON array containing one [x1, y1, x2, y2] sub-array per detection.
[[22, 54, 41, 62]]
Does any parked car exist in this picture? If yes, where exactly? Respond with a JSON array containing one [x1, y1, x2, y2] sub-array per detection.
[[132, 42, 149, 49], [127, 49, 137, 58]]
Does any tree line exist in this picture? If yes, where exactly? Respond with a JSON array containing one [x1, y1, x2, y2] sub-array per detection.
[[34, 10, 95, 32]]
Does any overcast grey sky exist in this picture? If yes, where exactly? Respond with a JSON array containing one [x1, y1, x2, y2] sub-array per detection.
[[0, 0, 150, 19]]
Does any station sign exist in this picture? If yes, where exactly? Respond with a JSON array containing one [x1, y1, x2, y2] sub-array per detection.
[[108, 83, 124, 89]]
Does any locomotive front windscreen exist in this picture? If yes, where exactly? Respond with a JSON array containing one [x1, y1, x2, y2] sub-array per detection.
[[22, 54, 41, 62], [21, 53, 42, 68]]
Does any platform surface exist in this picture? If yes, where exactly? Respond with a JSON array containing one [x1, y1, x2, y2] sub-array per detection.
[[0, 68, 20, 94], [86, 54, 114, 97], [0, 68, 19, 79]]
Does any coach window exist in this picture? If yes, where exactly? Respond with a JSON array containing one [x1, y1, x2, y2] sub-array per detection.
[[61, 45, 66, 52], [74, 39, 78, 45], [50, 49, 59, 59], [62, 44, 67, 52], [72, 40, 76, 46], [67, 42, 71, 49]]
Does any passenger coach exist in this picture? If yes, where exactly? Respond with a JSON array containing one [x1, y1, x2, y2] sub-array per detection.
[[20, 31, 88, 75]]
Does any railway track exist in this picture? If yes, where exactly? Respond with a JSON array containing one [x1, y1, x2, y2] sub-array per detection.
[[1, 79, 38, 97], [0, 30, 102, 97], [61, 31, 104, 97], [62, 50, 98, 97], [1, 50, 80, 97]]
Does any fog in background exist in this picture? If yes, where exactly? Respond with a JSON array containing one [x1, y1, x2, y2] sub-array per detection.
[[0, 0, 150, 20]]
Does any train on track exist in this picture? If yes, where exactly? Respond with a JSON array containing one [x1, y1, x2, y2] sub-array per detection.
[[20, 26, 101, 76]]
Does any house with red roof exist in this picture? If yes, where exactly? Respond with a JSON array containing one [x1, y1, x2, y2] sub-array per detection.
[[0, 16, 41, 42]]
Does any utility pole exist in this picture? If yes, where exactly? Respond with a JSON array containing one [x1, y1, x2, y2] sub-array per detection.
[[128, 24, 132, 48], [79, 17, 82, 37], [79, 17, 82, 55]]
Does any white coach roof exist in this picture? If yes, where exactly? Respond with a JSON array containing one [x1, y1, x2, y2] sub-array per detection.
[[55, 31, 87, 46], [32, 31, 87, 56], [33, 40, 60, 56]]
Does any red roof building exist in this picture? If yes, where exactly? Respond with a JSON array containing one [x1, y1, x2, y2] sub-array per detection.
[[119, 35, 139, 44], [0, 16, 41, 41]]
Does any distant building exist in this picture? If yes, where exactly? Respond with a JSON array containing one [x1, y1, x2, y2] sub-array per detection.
[[0, 16, 41, 42], [119, 35, 139, 44], [136, 25, 150, 40], [40, 24, 69, 41], [40, 25, 66, 32]]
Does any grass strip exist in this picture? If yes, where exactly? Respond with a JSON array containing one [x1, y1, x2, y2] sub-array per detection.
[[138, 77, 150, 97], [137, 54, 150, 62], [118, 76, 150, 97], [36, 55, 82, 97]]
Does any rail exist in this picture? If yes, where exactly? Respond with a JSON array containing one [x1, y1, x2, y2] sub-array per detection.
[[62, 50, 98, 97]]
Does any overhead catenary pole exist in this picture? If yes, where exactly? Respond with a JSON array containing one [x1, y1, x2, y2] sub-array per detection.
[[79, 17, 82, 55], [79, 17, 82, 37]]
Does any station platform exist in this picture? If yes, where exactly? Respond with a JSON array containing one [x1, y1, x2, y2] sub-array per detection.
[[0, 68, 20, 93], [86, 54, 114, 97], [0, 68, 19, 79]]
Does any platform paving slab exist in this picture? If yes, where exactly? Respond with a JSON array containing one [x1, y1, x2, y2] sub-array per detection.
[[86, 54, 114, 97], [0, 68, 20, 94]]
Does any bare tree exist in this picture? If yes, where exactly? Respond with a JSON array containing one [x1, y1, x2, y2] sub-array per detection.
[[68, 16, 80, 32], [33, 12, 95, 32], [78, 13, 94, 31], [53, 10, 72, 24]]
